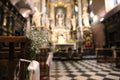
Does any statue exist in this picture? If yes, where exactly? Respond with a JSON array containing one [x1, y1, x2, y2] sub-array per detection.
[[58, 33, 66, 44], [45, 14, 50, 29], [82, 7, 90, 26], [71, 15, 77, 30], [32, 8, 42, 28], [56, 10, 65, 27]]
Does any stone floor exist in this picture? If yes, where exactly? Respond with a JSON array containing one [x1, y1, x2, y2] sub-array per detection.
[[50, 60, 120, 80]]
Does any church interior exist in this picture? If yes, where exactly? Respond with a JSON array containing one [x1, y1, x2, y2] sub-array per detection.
[[0, 0, 120, 80]]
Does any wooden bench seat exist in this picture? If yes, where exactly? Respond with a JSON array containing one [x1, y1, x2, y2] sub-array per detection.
[[0, 47, 21, 51], [96, 48, 115, 63], [0, 36, 27, 42], [0, 36, 27, 80], [71, 53, 81, 60], [0, 46, 22, 59], [0, 51, 22, 59], [116, 50, 120, 68]]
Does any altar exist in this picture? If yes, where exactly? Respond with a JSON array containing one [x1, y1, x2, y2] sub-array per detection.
[[49, 5, 77, 52], [53, 43, 76, 51]]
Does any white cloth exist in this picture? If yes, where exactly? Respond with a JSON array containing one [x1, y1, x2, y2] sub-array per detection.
[[28, 60, 40, 80], [46, 52, 53, 67], [14, 61, 21, 80]]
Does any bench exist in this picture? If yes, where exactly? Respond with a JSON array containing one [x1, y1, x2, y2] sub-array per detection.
[[96, 48, 115, 63], [0, 36, 27, 80], [115, 49, 120, 68]]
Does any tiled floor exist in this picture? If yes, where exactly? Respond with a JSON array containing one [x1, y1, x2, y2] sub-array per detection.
[[50, 60, 120, 80]]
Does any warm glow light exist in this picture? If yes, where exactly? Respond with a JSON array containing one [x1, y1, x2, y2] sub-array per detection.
[[90, 12, 94, 17], [58, 35, 66, 44], [75, 5, 78, 12], [89, 0, 92, 5], [34, 7, 38, 12], [22, 10, 31, 18], [100, 18, 104, 22], [93, 15, 99, 22], [55, 4, 57, 7], [58, 1, 63, 5]]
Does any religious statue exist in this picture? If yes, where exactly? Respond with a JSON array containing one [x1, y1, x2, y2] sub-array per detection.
[[83, 28, 93, 48], [71, 15, 77, 30], [82, 7, 90, 26], [56, 10, 65, 27], [58, 33, 66, 44], [32, 8, 42, 28], [45, 14, 50, 29]]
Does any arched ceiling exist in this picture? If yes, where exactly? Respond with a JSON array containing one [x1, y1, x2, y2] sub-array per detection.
[[10, 0, 106, 22], [10, 0, 77, 18], [10, 0, 34, 18]]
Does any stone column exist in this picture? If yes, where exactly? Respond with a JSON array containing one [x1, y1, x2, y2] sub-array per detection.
[[66, 5, 72, 29], [26, 17, 31, 37], [82, 0, 90, 27], [36, 0, 41, 12], [65, 5, 72, 42], [78, 0, 82, 27], [41, 0, 46, 26], [77, 0, 84, 40], [50, 4, 55, 29]]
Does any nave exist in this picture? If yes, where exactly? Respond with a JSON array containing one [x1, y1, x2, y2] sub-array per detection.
[[50, 60, 120, 80]]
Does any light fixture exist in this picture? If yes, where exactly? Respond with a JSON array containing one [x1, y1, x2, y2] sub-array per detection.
[[90, 12, 94, 17], [100, 18, 104, 22], [75, 5, 78, 12]]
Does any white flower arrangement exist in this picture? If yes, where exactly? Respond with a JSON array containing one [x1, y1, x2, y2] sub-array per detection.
[[29, 27, 51, 53]]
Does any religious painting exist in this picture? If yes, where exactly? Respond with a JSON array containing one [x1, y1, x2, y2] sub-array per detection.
[[83, 27, 93, 48], [55, 6, 66, 27]]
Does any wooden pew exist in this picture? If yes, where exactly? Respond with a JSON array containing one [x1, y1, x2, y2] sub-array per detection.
[[60, 49, 68, 60], [36, 47, 50, 80], [0, 47, 21, 59], [96, 48, 115, 63], [0, 36, 27, 80], [71, 50, 81, 60], [115, 49, 120, 68]]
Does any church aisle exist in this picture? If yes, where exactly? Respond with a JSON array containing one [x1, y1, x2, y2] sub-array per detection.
[[50, 60, 120, 80]]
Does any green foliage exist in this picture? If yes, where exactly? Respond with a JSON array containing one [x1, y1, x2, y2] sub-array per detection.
[[26, 38, 36, 60]]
